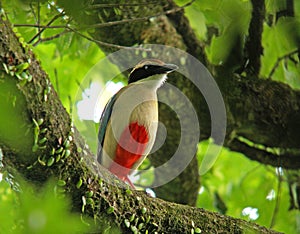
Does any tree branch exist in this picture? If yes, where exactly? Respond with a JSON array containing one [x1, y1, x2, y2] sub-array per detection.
[[89, 0, 195, 29], [276, 0, 294, 21], [59, 0, 203, 205], [221, 75, 300, 168], [15, 24, 150, 51], [14, 1, 195, 30], [230, 138, 300, 169], [32, 29, 69, 46], [267, 49, 299, 79], [87, 2, 158, 9], [163, 0, 207, 65], [56, 0, 300, 201], [245, 0, 265, 76], [28, 11, 66, 44], [0, 15, 279, 234]]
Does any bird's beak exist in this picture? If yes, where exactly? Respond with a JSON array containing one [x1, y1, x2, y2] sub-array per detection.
[[163, 63, 178, 73], [151, 63, 178, 75]]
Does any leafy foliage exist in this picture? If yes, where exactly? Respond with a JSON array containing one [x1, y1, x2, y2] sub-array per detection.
[[261, 17, 300, 86], [2, 0, 105, 112], [197, 140, 298, 233], [178, 0, 300, 88], [1, 0, 300, 233], [0, 176, 90, 233]]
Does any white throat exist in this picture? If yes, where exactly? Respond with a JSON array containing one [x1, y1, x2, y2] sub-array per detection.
[[135, 74, 167, 90]]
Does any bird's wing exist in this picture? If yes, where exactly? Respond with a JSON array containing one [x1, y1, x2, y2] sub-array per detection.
[[97, 93, 118, 164]]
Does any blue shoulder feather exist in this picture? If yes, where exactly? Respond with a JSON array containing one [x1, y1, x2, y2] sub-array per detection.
[[97, 93, 118, 164]]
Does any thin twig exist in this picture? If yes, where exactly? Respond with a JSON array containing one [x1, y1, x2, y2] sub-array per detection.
[[14, 24, 67, 29], [88, 0, 195, 29], [267, 49, 299, 79], [276, 0, 294, 21], [32, 29, 70, 46], [29, 2, 38, 25], [68, 95, 73, 116], [67, 27, 151, 51], [16, 23, 150, 50], [14, 0, 195, 30], [87, 2, 157, 9], [13, 1, 195, 50], [76, 79, 88, 98], [28, 11, 66, 44], [29, 1, 41, 40], [54, 68, 59, 98], [37, 0, 41, 38]]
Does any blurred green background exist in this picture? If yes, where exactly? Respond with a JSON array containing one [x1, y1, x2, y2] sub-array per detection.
[[1, 0, 299, 233]]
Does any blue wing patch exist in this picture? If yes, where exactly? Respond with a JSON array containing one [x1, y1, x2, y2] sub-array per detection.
[[97, 93, 118, 164]]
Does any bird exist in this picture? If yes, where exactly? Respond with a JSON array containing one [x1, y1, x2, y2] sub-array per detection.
[[97, 59, 178, 188]]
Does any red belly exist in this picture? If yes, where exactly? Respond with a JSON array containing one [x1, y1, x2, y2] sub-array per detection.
[[109, 122, 149, 178]]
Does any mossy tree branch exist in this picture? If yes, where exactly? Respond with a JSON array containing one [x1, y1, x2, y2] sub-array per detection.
[[0, 15, 281, 234], [8, 0, 299, 207]]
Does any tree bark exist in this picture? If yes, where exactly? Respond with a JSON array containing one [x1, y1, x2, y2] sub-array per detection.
[[55, 0, 300, 205], [0, 13, 280, 234]]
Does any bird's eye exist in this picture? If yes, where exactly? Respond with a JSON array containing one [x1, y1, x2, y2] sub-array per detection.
[[144, 65, 148, 70]]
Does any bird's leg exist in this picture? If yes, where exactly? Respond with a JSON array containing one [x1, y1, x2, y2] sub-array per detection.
[[124, 176, 135, 189], [116, 174, 135, 189], [109, 163, 135, 188]]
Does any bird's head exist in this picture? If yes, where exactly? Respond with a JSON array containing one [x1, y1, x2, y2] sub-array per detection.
[[128, 59, 178, 88]]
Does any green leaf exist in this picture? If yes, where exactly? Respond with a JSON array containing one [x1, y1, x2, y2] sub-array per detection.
[[0, 178, 91, 233]]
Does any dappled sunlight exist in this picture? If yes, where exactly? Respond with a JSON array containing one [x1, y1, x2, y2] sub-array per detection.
[[77, 81, 124, 122]]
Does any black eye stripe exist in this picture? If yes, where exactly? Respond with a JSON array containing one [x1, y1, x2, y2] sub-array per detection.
[[128, 65, 163, 84], [128, 63, 177, 84]]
